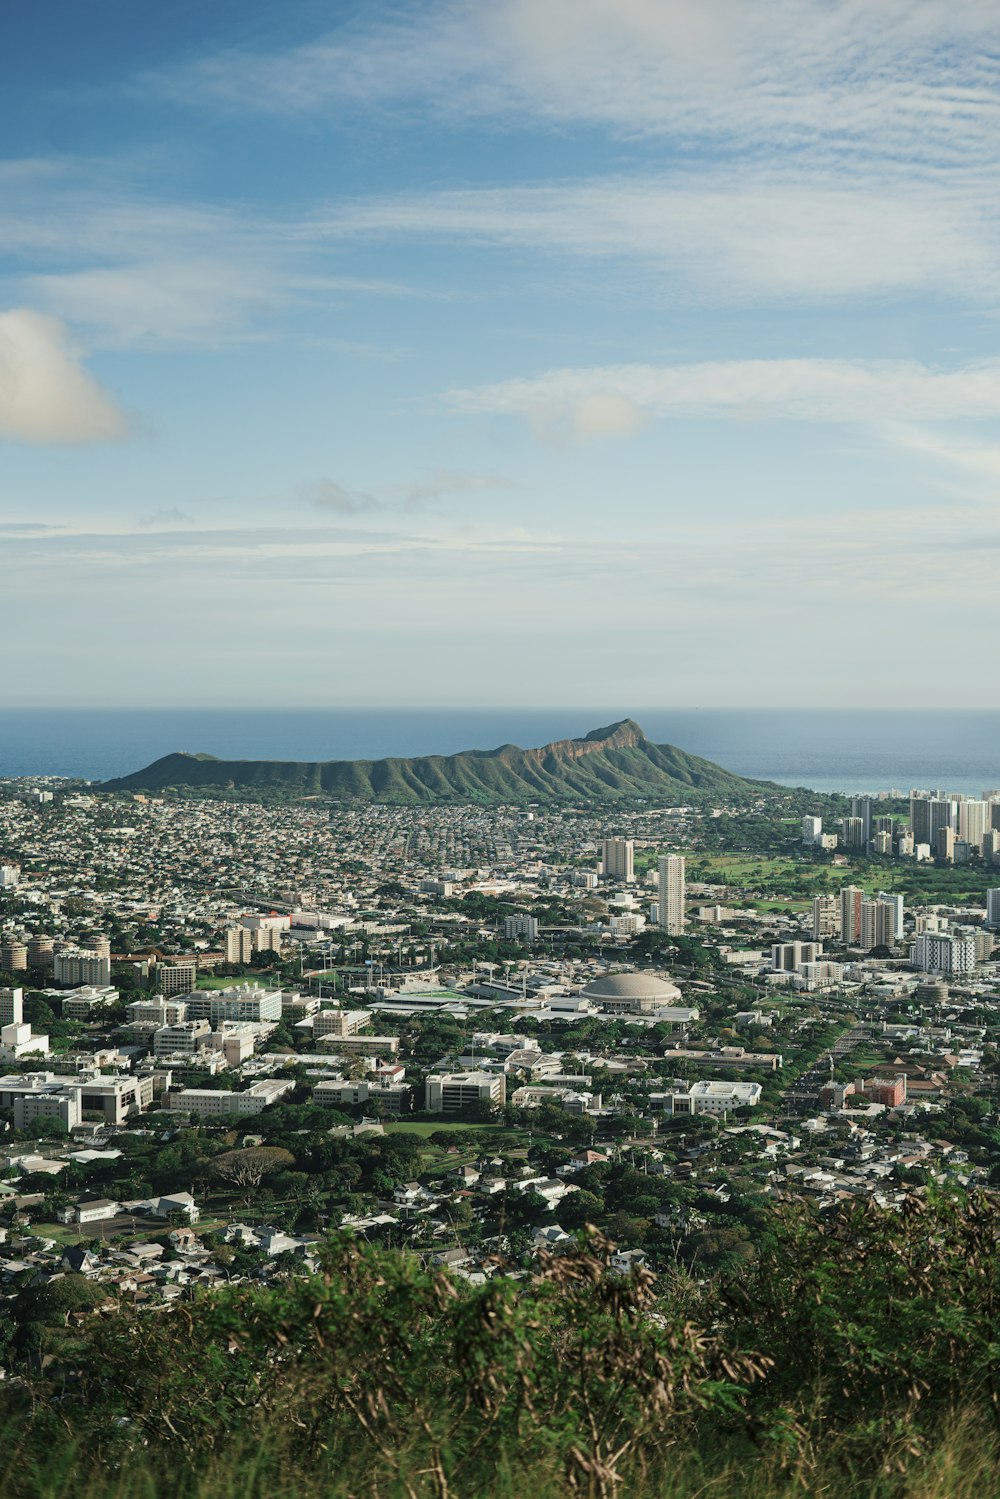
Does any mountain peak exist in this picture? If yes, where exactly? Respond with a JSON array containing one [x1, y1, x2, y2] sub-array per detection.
[[580, 719, 646, 747]]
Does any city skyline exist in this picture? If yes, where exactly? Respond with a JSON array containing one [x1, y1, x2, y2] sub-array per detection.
[[3, 1, 1000, 705]]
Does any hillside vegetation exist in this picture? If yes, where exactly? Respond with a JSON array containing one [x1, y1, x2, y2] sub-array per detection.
[[100, 719, 770, 804], [5, 1191, 1000, 1498]]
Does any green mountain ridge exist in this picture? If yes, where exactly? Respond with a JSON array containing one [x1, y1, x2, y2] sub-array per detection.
[[99, 718, 773, 804]]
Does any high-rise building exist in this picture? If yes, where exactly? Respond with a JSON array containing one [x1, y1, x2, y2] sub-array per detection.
[[937, 826, 955, 862], [850, 797, 873, 845], [0, 866, 20, 889], [27, 938, 54, 971], [504, 915, 539, 942], [841, 817, 866, 850], [0, 942, 28, 973], [0, 987, 24, 1027], [959, 801, 991, 847], [910, 796, 955, 847], [876, 892, 905, 940], [53, 950, 112, 987], [801, 816, 822, 846], [986, 889, 1000, 931], [771, 942, 820, 971], [657, 855, 685, 935], [812, 895, 840, 940], [225, 927, 253, 964], [601, 839, 635, 882], [872, 816, 894, 837], [983, 831, 1000, 865], [860, 900, 897, 951], [155, 960, 199, 997], [911, 933, 976, 977], [252, 925, 283, 954], [840, 886, 864, 945]]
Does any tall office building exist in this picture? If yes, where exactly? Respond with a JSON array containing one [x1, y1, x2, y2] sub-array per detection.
[[657, 854, 686, 935], [937, 826, 955, 862], [601, 839, 635, 883], [987, 889, 1000, 931], [840, 886, 864, 945], [910, 795, 955, 848], [850, 797, 873, 845], [983, 832, 1000, 865]]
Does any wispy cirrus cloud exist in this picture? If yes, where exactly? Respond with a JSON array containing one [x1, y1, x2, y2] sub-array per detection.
[[152, 0, 1000, 169], [139, 1, 1000, 316], [310, 167, 1000, 307], [0, 158, 432, 348], [445, 356, 1000, 438]]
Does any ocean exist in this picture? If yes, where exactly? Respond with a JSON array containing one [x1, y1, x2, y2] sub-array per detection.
[[1, 708, 998, 796]]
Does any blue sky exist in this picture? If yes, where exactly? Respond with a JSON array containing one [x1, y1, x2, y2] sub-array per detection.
[[3, 0, 1000, 707]]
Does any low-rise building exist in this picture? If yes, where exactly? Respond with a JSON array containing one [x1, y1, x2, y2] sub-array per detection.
[[425, 1071, 506, 1113], [660, 1080, 762, 1117], [164, 1078, 296, 1118]]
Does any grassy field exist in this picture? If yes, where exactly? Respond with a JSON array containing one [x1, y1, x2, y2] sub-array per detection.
[[382, 1121, 530, 1140]]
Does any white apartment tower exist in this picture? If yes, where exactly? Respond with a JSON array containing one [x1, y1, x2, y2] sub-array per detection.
[[657, 855, 686, 936], [959, 801, 991, 848], [801, 816, 822, 846]]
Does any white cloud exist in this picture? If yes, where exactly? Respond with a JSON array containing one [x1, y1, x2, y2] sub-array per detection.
[[0, 308, 127, 444], [158, 0, 1000, 170], [153, 1, 1000, 311], [312, 168, 1000, 306], [26, 261, 282, 348], [446, 356, 1000, 431]]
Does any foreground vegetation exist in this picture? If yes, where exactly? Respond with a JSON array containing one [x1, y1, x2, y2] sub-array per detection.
[[5, 1190, 1000, 1498]]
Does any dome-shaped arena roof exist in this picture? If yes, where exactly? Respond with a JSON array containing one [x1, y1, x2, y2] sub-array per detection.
[[581, 971, 681, 1003]]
